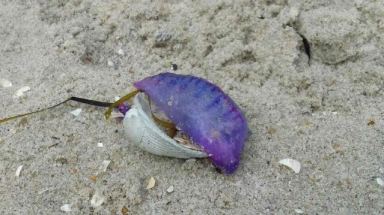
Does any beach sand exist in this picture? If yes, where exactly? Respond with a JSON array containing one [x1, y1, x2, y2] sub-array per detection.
[[0, 0, 383, 214]]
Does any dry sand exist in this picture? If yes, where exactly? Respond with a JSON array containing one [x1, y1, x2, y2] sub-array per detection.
[[0, 0, 383, 214]]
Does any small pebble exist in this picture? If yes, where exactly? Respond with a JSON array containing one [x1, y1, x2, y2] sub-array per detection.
[[171, 63, 178, 71], [295, 208, 304, 214], [121, 206, 129, 215], [166, 185, 174, 193], [60, 204, 72, 212], [97, 142, 104, 148], [89, 175, 97, 182], [146, 177, 156, 189]]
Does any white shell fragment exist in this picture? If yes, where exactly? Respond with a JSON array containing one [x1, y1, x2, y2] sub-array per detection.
[[146, 177, 156, 189], [123, 93, 207, 159], [376, 178, 384, 187], [0, 78, 12, 88], [100, 160, 111, 172], [117, 48, 125, 56], [107, 59, 115, 67], [14, 86, 30, 98], [90, 191, 105, 207], [15, 165, 23, 177], [166, 185, 174, 193], [295, 209, 304, 214], [278, 158, 301, 173], [60, 204, 72, 212], [97, 142, 104, 148], [70, 108, 82, 117], [110, 111, 124, 118]]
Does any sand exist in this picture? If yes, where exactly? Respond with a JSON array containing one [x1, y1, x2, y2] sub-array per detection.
[[0, 0, 383, 214]]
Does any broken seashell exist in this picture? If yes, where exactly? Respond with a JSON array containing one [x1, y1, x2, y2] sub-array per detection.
[[123, 93, 207, 159], [278, 158, 301, 173], [15, 165, 23, 177], [14, 86, 30, 98], [110, 111, 124, 118], [60, 204, 72, 212], [100, 160, 111, 172], [70, 108, 82, 116], [90, 190, 105, 207], [0, 78, 12, 88], [376, 178, 384, 187]]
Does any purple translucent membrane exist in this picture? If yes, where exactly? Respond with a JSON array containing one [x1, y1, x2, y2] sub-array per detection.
[[118, 103, 130, 115], [133, 72, 248, 174]]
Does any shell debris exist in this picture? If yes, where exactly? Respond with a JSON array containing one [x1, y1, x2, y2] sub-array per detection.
[[60, 204, 72, 212], [117, 48, 125, 56], [146, 177, 156, 189], [15, 165, 23, 177], [376, 178, 384, 187], [107, 59, 115, 67], [90, 191, 105, 207], [166, 185, 174, 193], [97, 142, 104, 148], [14, 86, 30, 98], [110, 111, 124, 118], [0, 78, 12, 88], [295, 208, 304, 214], [100, 160, 111, 172], [70, 108, 82, 117], [278, 158, 301, 173]]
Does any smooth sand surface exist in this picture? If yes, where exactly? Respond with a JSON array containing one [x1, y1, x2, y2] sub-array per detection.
[[1, 0, 383, 214]]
